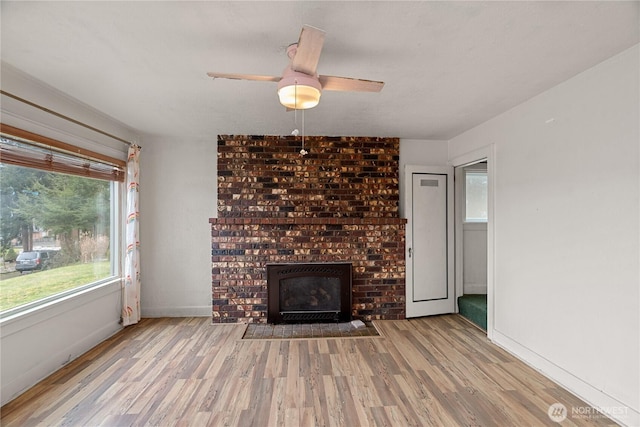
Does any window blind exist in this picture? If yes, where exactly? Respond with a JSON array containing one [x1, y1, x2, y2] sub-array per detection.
[[0, 124, 125, 182]]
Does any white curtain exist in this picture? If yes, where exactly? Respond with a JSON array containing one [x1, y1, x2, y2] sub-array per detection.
[[122, 144, 141, 326]]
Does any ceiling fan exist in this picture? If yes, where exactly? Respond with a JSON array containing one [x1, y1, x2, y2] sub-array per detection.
[[207, 25, 384, 110]]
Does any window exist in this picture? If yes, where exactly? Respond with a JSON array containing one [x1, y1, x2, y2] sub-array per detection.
[[464, 170, 488, 222], [0, 126, 123, 314]]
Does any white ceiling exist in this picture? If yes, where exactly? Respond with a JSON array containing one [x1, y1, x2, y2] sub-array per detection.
[[1, 1, 638, 142]]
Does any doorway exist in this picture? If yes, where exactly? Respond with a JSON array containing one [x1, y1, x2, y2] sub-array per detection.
[[455, 161, 488, 330], [451, 145, 495, 338]]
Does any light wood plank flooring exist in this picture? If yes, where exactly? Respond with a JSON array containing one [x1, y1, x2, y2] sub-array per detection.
[[1, 315, 617, 426]]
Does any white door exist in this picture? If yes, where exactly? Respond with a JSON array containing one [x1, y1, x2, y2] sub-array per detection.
[[405, 165, 455, 317]]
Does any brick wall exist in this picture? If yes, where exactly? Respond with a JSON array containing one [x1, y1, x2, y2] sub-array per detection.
[[217, 135, 399, 218], [211, 135, 406, 323]]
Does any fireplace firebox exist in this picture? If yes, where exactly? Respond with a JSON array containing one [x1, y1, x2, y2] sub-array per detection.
[[267, 263, 352, 324]]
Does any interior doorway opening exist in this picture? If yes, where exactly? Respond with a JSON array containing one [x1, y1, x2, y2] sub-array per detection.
[[455, 160, 488, 331]]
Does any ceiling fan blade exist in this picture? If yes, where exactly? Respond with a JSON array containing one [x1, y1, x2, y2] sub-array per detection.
[[291, 25, 326, 76], [318, 75, 385, 92], [207, 72, 281, 82]]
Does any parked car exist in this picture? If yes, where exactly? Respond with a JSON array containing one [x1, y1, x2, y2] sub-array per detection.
[[15, 251, 53, 273]]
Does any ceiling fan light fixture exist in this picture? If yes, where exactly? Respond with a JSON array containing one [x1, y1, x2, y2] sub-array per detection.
[[208, 26, 383, 109], [277, 72, 322, 109]]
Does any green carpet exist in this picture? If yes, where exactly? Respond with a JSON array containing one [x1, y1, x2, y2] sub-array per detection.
[[458, 294, 487, 330]]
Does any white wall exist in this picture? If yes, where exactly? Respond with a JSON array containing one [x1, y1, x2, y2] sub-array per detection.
[[139, 135, 217, 317], [449, 45, 639, 426], [137, 138, 441, 317], [139, 138, 443, 316], [0, 63, 133, 405], [0, 63, 131, 160]]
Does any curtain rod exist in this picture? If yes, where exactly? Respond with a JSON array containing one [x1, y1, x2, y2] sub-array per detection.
[[0, 90, 139, 147]]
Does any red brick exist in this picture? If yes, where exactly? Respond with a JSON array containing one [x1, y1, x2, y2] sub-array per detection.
[[211, 135, 407, 323]]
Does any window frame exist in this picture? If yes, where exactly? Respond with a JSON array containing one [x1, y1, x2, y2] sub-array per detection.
[[463, 167, 488, 224], [0, 125, 124, 319]]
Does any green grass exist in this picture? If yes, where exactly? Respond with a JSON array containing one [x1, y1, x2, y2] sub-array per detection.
[[0, 261, 112, 312]]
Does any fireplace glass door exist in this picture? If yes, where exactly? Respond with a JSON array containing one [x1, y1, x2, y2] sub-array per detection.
[[280, 276, 341, 312]]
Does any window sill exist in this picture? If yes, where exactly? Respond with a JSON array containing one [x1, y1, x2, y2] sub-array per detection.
[[0, 278, 121, 337]]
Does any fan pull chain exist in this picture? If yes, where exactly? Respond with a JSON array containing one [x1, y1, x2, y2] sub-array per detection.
[[300, 108, 307, 156], [294, 83, 298, 129], [291, 82, 301, 139], [290, 80, 306, 157]]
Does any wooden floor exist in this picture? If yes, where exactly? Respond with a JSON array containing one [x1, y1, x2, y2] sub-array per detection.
[[1, 315, 616, 427]]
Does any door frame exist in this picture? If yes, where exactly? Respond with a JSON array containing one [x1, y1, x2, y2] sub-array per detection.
[[451, 145, 495, 339], [455, 162, 488, 297]]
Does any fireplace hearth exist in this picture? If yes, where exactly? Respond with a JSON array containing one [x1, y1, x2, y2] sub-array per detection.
[[267, 263, 352, 324]]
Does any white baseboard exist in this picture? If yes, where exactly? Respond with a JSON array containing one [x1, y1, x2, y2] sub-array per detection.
[[492, 330, 639, 427], [141, 305, 211, 318]]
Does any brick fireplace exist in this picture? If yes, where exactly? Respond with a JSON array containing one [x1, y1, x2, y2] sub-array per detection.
[[210, 135, 406, 323]]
